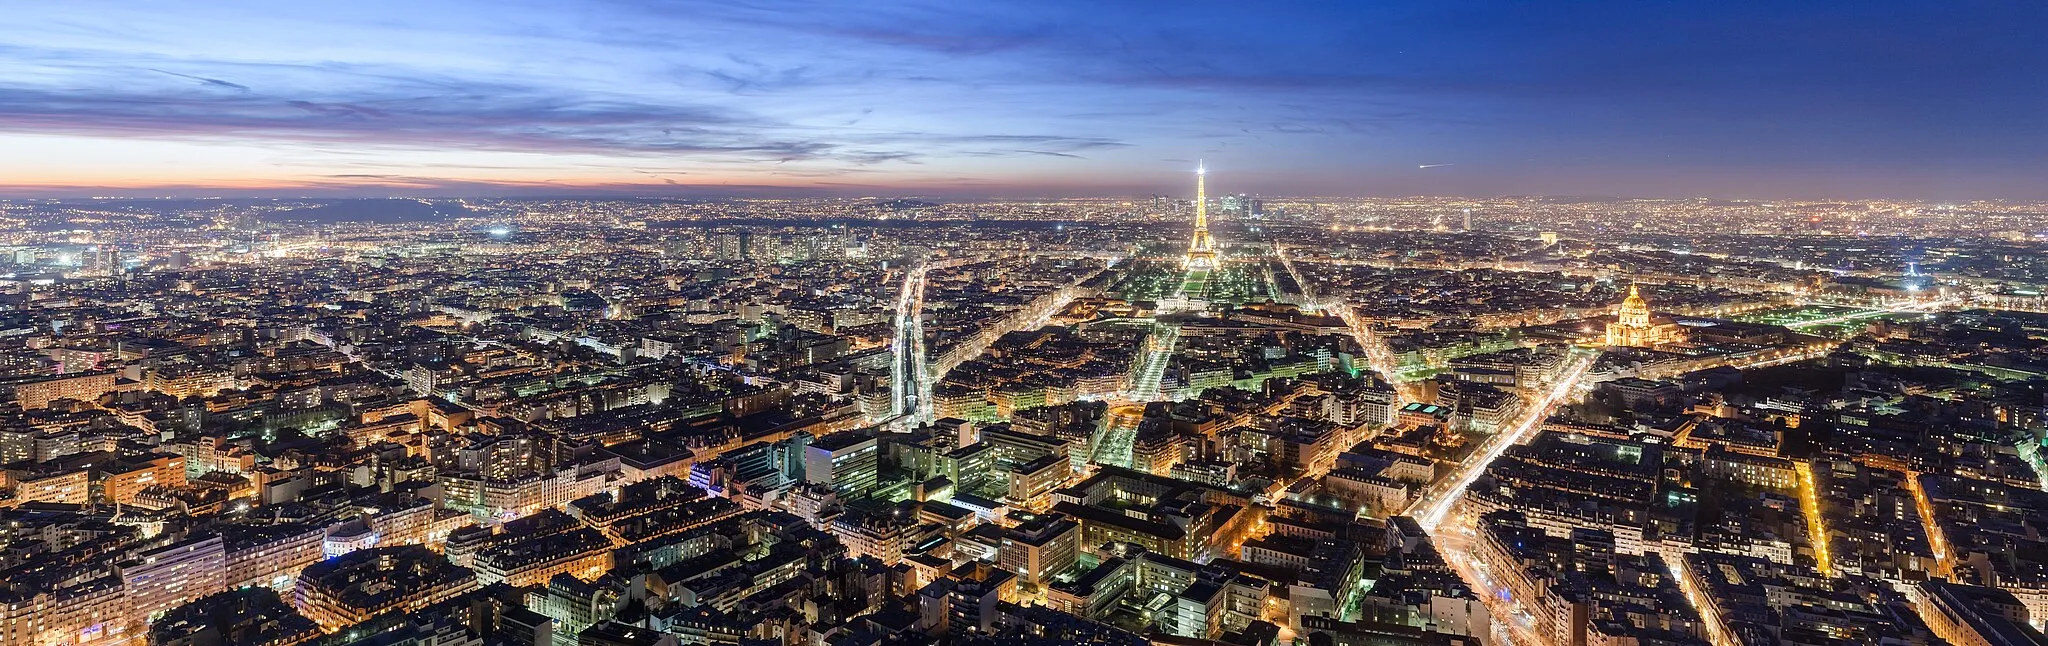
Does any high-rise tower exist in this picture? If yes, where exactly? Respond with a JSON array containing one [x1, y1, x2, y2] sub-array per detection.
[[1184, 162, 1218, 270]]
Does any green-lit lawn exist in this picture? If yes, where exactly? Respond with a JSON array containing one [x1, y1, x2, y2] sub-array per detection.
[[1180, 270, 1211, 298]]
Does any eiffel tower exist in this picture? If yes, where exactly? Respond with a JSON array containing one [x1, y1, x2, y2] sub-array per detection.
[[1183, 162, 1218, 270]]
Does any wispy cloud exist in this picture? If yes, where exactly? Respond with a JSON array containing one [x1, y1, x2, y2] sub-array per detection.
[[148, 68, 250, 91], [0, 72, 841, 160]]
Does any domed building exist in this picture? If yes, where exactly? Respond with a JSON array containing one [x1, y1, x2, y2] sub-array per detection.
[[1605, 284, 1683, 347]]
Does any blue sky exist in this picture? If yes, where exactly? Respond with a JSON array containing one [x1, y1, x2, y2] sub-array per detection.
[[3, 0, 2045, 198]]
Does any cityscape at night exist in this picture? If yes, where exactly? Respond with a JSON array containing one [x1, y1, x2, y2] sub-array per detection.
[[4, 3, 2048, 646]]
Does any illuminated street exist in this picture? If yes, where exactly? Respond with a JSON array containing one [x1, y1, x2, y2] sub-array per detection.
[[1794, 461, 1834, 578], [1411, 351, 1599, 530]]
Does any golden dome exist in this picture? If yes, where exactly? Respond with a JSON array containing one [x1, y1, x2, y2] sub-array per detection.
[[1617, 284, 1651, 327]]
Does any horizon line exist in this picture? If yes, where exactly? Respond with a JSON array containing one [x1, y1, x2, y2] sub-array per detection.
[[0, 191, 2034, 204]]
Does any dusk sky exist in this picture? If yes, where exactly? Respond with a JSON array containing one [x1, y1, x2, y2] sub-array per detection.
[[4, 1, 2046, 199]]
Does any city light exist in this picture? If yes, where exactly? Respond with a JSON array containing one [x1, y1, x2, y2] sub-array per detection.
[[5, 194, 2031, 646], [1416, 351, 1598, 530], [1795, 461, 1835, 577], [1904, 472, 1955, 579], [3, 5, 2037, 643]]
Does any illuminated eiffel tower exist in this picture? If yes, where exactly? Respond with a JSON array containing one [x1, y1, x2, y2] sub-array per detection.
[[1183, 162, 1218, 270]]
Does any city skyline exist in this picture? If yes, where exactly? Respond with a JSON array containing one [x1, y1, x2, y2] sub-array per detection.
[[9, 200, 2047, 646], [7, 1, 2048, 200], [9, 4, 2048, 646]]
